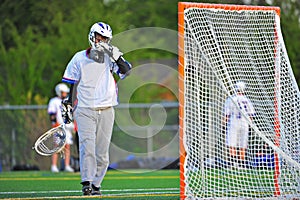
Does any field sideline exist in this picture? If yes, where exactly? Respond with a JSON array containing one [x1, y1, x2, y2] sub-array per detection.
[[0, 169, 179, 200]]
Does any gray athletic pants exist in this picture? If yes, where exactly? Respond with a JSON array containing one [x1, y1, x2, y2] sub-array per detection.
[[74, 106, 114, 188]]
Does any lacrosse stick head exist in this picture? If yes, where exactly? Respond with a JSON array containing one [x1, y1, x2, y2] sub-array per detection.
[[33, 124, 67, 156]]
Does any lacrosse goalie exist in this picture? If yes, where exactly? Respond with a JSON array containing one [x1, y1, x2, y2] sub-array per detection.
[[61, 21, 131, 196]]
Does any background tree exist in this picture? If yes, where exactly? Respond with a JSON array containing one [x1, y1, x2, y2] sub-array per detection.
[[0, 0, 299, 169], [0, 0, 299, 105]]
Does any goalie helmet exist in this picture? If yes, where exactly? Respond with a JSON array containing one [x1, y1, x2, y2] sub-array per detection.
[[88, 22, 112, 49], [235, 81, 246, 93], [55, 83, 70, 98]]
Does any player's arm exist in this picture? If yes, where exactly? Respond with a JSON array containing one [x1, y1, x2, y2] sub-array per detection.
[[48, 100, 59, 127], [65, 83, 74, 105], [115, 56, 132, 76], [61, 54, 80, 124], [49, 112, 59, 127], [222, 98, 231, 131]]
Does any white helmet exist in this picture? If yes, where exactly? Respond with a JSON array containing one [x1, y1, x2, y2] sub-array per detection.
[[55, 83, 70, 98], [235, 81, 246, 93], [88, 22, 112, 49]]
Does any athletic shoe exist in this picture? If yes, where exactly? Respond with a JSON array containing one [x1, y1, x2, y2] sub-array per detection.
[[64, 165, 74, 172], [81, 182, 92, 196], [91, 184, 101, 196], [51, 165, 59, 173]]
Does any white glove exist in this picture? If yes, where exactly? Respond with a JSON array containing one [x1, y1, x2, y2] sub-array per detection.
[[100, 43, 123, 61]]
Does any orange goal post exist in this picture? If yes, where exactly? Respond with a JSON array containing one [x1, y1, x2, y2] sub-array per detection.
[[178, 2, 300, 199]]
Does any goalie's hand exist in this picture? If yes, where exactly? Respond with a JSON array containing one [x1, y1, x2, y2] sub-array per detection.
[[61, 100, 73, 124], [100, 43, 123, 61]]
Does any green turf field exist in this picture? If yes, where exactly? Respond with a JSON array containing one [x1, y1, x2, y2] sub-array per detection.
[[0, 169, 179, 200]]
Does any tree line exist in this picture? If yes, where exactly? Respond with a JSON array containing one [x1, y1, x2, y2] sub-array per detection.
[[0, 0, 299, 170], [0, 0, 299, 105]]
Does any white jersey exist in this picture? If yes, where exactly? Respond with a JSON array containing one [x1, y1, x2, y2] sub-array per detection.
[[48, 97, 64, 124], [48, 96, 74, 144], [62, 49, 126, 108], [224, 94, 255, 126]]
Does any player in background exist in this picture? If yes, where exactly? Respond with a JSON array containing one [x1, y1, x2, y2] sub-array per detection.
[[61, 22, 131, 196], [48, 83, 75, 173], [223, 81, 255, 168]]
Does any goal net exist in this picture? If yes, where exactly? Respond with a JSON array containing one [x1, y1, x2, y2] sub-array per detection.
[[178, 2, 300, 199]]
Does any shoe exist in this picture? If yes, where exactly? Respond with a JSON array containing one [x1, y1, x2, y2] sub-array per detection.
[[91, 184, 101, 195], [81, 182, 92, 196], [51, 165, 59, 173], [64, 165, 74, 172]]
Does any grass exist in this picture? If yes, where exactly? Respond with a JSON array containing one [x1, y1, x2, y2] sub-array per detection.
[[0, 169, 180, 200], [187, 167, 276, 198]]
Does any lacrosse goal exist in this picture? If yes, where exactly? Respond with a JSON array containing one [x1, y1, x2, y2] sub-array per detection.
[[178, 2, 300, 199]]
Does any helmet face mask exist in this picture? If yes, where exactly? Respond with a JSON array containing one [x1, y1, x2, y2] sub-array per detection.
[[88, 22, 112, 49], [95, 33, 110, 44]]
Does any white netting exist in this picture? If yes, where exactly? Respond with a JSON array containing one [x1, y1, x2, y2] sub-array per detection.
[[34, 125, 66, 156], [182, 6, 300, 199]]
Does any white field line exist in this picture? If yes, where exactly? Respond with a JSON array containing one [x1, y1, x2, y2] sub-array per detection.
[[1, 193, 179, 200], [0, 189, 180, 200], [105, 191, 179, 196], [0, 187, 179, 195]]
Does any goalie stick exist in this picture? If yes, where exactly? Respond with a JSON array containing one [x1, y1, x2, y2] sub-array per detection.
[[32, 124, 67, 156]]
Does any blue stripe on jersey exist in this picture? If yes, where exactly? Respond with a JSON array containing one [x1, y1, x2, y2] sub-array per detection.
[[62, 77, 76, 84]]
